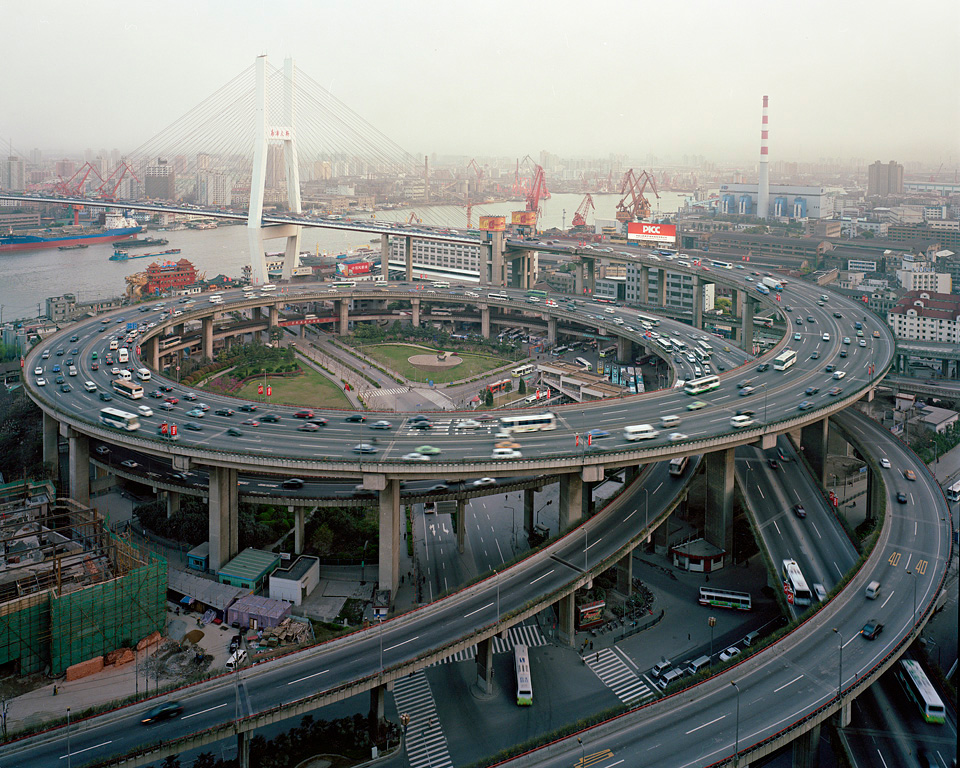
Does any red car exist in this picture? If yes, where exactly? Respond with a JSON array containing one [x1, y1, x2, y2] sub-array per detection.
[[293, 410, 314, 419], [164, 396, 179, 405]]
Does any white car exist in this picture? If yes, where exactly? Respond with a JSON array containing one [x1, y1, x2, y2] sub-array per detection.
[[719, 646, 741, 662], [472, 477, 497, 487], [34, 367, 43, 376], [879, 458, 891, 468], [36, 377, 47, 386], [111, 367, 121, 375], [401, 453, 431, 461], [669, 432, 689, 442], [137, 406, 154, 417], [456, 419, 482, 429], [491, 448, 522, 459]]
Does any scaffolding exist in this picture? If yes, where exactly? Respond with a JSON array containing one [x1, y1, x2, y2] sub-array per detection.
[[0, 493, 166, 676]]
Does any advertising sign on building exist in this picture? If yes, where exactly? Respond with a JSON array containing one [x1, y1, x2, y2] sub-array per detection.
[[511, 211, 538, 226], [479, 216, 506, 232], [627, 222, 677, 244], [337, 261, 371, 276]]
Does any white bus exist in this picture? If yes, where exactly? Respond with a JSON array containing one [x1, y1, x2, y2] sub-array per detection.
[[112, 379, 144, 400], [696, 340, 713, 355], [431, 281, 450, 289], [117, 347, 129, 364], [710, 260, 733, 269], [694, 347, 711, 364], [698, 587, 752, 611], [656, 338, 673, 353], [684, 375, 721, 395], [672, 338, 687, 352], [499, 412, 556, 434], [511, 364, 535, 378], [896, 659, 946, 724], [669, 456, 690, 475], [260, 283, 277, 291], [773, 349, 797, 371], [488, 292, 509, 301], [575, 357, 592, 372], [781, 559, 812, 606], [637, 313, 661, 327], [514, 644, 533, 706], [599, 345, 617, 359], [99, 407, 140, 432], [945, 480, 960, 502]]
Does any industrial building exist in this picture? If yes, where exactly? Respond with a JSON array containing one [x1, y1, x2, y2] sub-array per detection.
[[717, 183, 835, 220], [0, 485, 166, 676]]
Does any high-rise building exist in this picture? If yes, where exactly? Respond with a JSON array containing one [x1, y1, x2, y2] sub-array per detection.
[[867, 161, 904, 196], [144, 158, 176, 201], [2, 156, 25, 191]]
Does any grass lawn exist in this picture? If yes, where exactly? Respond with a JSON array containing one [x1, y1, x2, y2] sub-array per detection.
[[233, 365, 352, 409], [359, 343, 513, 384]]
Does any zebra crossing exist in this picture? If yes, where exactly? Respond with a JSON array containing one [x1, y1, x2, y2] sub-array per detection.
[[431, 624, 547, 665], [392, 671, 453, 768], [584, 648, 657, 705]]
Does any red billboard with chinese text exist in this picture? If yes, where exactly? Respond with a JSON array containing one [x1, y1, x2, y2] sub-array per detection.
[[479, 216, 506, 232], [626, 222, 677, 244]]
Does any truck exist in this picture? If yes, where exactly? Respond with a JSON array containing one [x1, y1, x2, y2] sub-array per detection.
[[761, 277, 783, 291]]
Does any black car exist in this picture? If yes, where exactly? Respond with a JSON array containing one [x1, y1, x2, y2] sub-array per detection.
[[896, 491, 907, 503], [260, 413, 281, 423], [214, 408, 235, 417], [409, 414, 430, 422], [756, 363, 769, 372], [768, 458, 779, 469], [426, 484, 449, 493], [735, 409, 755, 417], [239, 403, 258, 412], [226, 428, 244, 437], [860, 619, 883, 640], [184, 422, 203, 431], [99, 392, 113, 401], [793, 503, 806, 518], [141, 700, 183, 725], [229, 635, 242, 653], [149, 390, 164, 398], [307, 418, 328, 427], [825, 364, 836, 373], [159, 384, 173, 392], [805, 386, 820, 395], [60, 383, 72, 393], [411, 421, 433, 429], [69, 335, 79, 343], [832, 312, 843, 319], [282, 478, 304, 489], [56, 349, 64, 356], [345, 414, 366, 423]]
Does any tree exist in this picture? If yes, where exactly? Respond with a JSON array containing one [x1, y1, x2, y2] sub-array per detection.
[[190, 754, 216, 768], [484, 388, 494, 407], [518, 378, 526, 395], [161, 756, 181, 768]]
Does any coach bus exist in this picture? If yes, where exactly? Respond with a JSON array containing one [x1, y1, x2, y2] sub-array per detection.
[[112, 379, 144, 400], [683, 374, 721, 396], [159, 335, 181, 350], [488, 292, 509, 301], [773, 349, 798, 371], [514, 645, 533, 706], [99, 407, 140, 432], [781, 558, 812, 606], [431, 281, 450, 289], [696, 340, 713, 355], [672, 338, 687, 352], [896, 659, 946, 724], [698, 587, 752, 611], [526, 289, 548, 299], [710, 260, 733, 269], [656, 338, 673, 353], [694, 347, 711, 364], [499, 412, 556, 434]]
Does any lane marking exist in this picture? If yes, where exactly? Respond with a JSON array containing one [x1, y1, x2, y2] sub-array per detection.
[[183, 702, 229, 718], [686, 715, 725, 734], [287, 669, 329, 685], [880, 591, 895, 609], [585, 537, 602, 552], [774, 675, 803, 693], [383, 635, 419, 653], [60, 741, 112, 759], [464, 602, 494, 618], [529, 569, 555, 585]]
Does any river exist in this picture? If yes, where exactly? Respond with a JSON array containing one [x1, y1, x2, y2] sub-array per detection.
[[0, 191, 689, 323]]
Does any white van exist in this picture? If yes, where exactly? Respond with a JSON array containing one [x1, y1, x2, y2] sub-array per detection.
[[660, 415, 680, 428], [865, 581, 881, 599], [42, 350, 50, 359], [833, 371, 846, 380], [623, 424, 660, 441], [136, 368, 151, 382], [730, 415, 755, 429], [658, 668, 683, 689], [686, 655, 711, 676], [109, 339, 119, 351], [117, 369, 132, 381], [83, 381, 97, 392], [813, 583, 827, 603], [225, 648, 248, 670]]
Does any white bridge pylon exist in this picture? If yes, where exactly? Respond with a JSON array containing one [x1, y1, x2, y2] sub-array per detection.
[[248, 55, 302, 285]]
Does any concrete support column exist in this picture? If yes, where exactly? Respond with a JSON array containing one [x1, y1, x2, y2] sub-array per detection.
[[202, 317, 214, 360], [556, 593, 575, 646], [479, 243, 491, 286], [166, 491, 180, 520], [42, 411, 59, 477], [624, 465, 639, 483], [639, 266, 649, 303], [411, 298, 421, 328], [294, 506, 304, 554], [733, 290, 743, 344], [865, 465, 883, 523], [475, 637, 495, 694], [378, 479, 401, 597], [150, 338, 159, 370], [67, 430, 90, 506], [547, 317, 557, 346], [800, 417, 829, 487], [616, 549, 633, 595], [657, 268, 667, 307], [209, 466, 239, 571], [523, 488, 534, 537], [693, 277, 703, 329], [586, 258, 596, 295], [617, 336, 632, 363], [838, 699, 852, 727], [582, 480, 596, 517], [791, 722, 821, 768], [456, 498, 466, 554], [237, 731, 250, 768], [380, 233, 390, 281], [575, 263, 585, 296], [268, 304, 279, 332], [742, 298, 755, 353], [704, 447, 735, 554], [559, 473, 583, 530], [481, 306, 490, 339], [338, 299, 349, 336], [403, 236, 413, 281], [369, 684, 386, 741]]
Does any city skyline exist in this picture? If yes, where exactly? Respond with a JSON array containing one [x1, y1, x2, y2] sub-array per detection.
[[2, 0, 958, 166]]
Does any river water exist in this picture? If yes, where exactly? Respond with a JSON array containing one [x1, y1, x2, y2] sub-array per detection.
[[0, 191, 688, 323]]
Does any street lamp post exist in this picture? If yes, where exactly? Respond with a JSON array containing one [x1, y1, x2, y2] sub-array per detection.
[[577, 736, 584, 767], [731, 681, 741, 768], [832, 628, 843, 701]]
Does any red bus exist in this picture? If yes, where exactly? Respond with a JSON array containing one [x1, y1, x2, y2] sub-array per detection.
[[486, 379, 512, 394]]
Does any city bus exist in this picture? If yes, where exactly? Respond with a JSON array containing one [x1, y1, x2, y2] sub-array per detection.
[[488, 292, 509, 301], [117, 347, 129, 364], [694, 347, 711, 364], [526, 289, 548, 299], [896, 659, 946, 724], [756, 316, 775, 329], [511, 364, 535, 378], [698, 587, 752, 611], [431, 281, 450, 289], [575, 357, 592, 372], [946, 480, 960, 502], [514, 644, 533, 706], [773, 349, 797, 371], [499, 412, 557, 434], [99, 407, 140, 432], [683, 374, 721, 395], [656, 337, 673, 353], [710, 259, 733, 269], [159, 335, 181, 350], [637, 313, 661, 327], [599, 345, 617, 359], [486, 379, 512, 394], [781, 558, 812, 606], [672, 338, 687, 352], [330, 281, 357, 288], [696, 340, 713, 356], [669, 456, 690, 476], [111, 379, 144, 400]]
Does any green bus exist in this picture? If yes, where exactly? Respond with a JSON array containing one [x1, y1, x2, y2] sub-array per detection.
[[526, 289, 548, 298]]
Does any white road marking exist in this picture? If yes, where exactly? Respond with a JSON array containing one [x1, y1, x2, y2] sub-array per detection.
[[60, 741, 112, 759], [182, 702, 229, 718], [464, 602, 494, 618], [686, 715, 725, 734], [287, 669, 329, 685], [529, 569, 554, 584], [774, 675, 803, 693]]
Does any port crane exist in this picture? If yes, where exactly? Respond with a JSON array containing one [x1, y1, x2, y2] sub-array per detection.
[[571, 194, 595, 228], [54, 162, 107, 225], [97, 162, 141, 200], [615, 169, 659, 223]]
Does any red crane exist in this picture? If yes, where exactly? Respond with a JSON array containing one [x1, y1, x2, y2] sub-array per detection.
[[53, 162, 106, 224], [467, 158, 485, 181], [97, 162, 141, 200], [615, 169, 660, 223], [525, 164, 549, 217], [571, 194, 595, 228]]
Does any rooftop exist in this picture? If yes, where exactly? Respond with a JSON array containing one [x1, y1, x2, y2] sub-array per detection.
[[218, 548, 281, 581]]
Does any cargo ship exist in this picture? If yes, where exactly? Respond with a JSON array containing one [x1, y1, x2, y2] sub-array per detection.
[[113, 236, 169, 249], [0, 212, 141, 253], [57, 244, 89, 251], [110, 248, 182, 262]]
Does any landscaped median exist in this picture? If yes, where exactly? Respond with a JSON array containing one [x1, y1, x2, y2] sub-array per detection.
[[354, 342, 513, 384]]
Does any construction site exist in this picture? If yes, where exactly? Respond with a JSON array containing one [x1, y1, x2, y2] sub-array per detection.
[[0, 480, 166, 678]]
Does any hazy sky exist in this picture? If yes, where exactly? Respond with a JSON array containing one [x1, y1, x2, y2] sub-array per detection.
[[3, 0, 958, 167]]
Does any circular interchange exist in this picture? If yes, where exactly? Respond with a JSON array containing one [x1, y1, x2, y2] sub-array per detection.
[[25, 269, 894, 478], [406, 352, 463, 370]]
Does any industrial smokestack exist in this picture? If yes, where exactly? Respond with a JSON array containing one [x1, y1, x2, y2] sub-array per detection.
[[757, 95, 770, 220]]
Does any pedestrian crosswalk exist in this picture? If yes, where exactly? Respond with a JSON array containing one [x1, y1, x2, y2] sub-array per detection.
[[584, 648, 656, 705], [430, 624, 547, 665], [392, 671, 453, 768]]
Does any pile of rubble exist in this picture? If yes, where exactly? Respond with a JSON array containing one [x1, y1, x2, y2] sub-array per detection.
[[249, 617, 312, 651]]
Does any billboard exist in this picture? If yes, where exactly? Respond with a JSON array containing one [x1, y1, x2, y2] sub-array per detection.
[[626, 222, 677, 244], [511, 211, 538, 226], [479, 216, 506, 232], [337, 261, 371, 276]]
